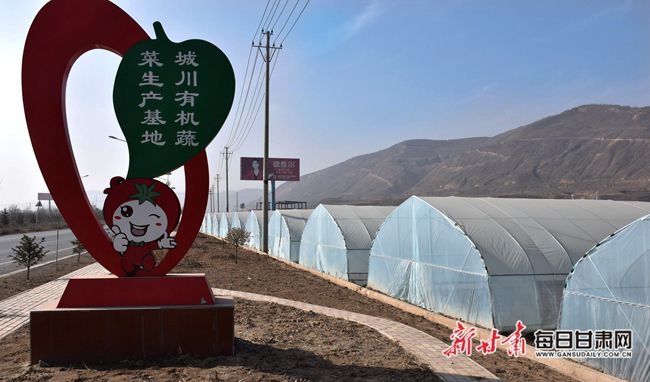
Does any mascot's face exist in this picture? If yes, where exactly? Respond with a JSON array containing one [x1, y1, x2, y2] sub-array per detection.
[[111, 199, 169, 242], [103, 176, 181, 244]]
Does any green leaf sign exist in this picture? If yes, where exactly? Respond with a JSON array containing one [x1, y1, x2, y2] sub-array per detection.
[[114, 21, 235, 179]]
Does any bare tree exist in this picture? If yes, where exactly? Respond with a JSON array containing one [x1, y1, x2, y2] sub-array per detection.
[[225, 228, 250, 264]]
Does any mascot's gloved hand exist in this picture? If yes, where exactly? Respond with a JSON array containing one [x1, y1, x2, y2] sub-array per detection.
[[111, 225, 129, 254], [158, 232, 177, 249]]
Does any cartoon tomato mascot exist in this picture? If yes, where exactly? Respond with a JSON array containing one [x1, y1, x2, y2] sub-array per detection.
[[103, 176, 181, 276]]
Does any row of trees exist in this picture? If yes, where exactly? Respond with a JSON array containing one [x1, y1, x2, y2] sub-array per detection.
[[0, 206, 66, 235], [0, 205, 103, 235]]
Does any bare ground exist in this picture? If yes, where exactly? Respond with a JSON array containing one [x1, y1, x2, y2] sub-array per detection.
[[181, 235, 578, 382], [0, 300, 437, 382], [0, 234, 581, 381]]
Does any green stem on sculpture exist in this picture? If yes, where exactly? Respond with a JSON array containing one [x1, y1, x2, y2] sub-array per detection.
[[153, 21, 170, 41]]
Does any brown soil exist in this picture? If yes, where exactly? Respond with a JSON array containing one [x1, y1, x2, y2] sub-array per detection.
[[0, 300, 437, 381], [178, 235, 578, 382], [0, 234, 580, 381], [0, 254, 94, 300]]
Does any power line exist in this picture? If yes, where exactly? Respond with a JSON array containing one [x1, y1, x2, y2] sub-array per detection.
[[224, 46, 255, 147], [231, 50, 282, 152], [278, 0, 310, 45], [221, 0, 272, 153], [273, 0, 300, 44], [221, 146, 233, 212], [253, 0, 272, 41], [231, 54, 268, 150], [262, 0, 280, 31], [252, 30, 282, 253], [215, 174, 221, 212], [226, 52, 260, 147], [229, 60, 265, 148], [228, 0, 306, 151], [270, 0, 290, 31], [214, 0, 272, 195], [231, 1, 309, 152]]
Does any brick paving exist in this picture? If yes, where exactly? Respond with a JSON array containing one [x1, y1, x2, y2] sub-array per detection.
[[0, 262, 107, 341], [213, 288, 499, 382], [0, 263, 498, 382]]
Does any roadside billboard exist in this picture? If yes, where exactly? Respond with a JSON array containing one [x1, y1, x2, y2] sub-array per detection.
[[241, 157, 300, 181], [38, 192, 52, 200]]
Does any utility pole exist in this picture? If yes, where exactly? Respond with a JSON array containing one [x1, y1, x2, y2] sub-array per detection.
[[221, 146, 232, 212], [253, 29, 281, 253], [215, 174, 221, 213], [209, 185, 214, 213]]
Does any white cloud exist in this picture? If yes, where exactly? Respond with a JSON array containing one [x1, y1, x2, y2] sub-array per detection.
[[341, 1, 386, 41]]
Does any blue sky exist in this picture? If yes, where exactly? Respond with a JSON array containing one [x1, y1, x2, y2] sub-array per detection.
[[2, 0, 650, 207]]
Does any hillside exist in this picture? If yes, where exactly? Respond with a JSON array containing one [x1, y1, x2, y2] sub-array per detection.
[[276, 105, 650, 205], [276, 138, 488, 204]]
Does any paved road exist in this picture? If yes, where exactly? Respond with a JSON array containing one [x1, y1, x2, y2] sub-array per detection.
[[0, 228, 77, 275]]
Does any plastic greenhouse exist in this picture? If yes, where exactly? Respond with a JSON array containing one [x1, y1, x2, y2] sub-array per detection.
[[202, 213, 211, 235], [218, 212, 233, 237], [559, 214, 650, 382], [367, 196, 650, 331], [201, 212, 219, 236], [220, 212, 246, 237], [245, 210, 264, 249], [208, 212, 219, 237], [299, 205, 395, 285], [201, 213, 208, 234], [213, 212, 221, 236], [233, 212, 246, 230], [268, 209, 313, 262]]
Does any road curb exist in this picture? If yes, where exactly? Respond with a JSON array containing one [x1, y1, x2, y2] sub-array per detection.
[[0, 252, 87, 279]]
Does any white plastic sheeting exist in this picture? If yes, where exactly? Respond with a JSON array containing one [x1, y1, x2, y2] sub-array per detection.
[[219, 212, 245, 237], [245, 210, 264, 249], [210, 212, 221, 236], [201, 212, 219, 236], [559, 214, 650, 382], [368, 196, 493, 328], [202, 212, 219, 237], [201, 214, 208, 234], [218, 212, 233, 237], [299, 205, 395, 285], [368, 196, 650, 331], [269, 209, 312, 262], [233, 212, 246, 230], [200, 212, 219, 235]]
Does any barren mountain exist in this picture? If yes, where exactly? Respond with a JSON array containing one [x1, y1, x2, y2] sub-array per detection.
[[276, 138, 489, 205], [276, 105, 650, 205]]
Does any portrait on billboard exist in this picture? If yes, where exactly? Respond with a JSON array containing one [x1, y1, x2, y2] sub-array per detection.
[[241, 157, 264, 180]]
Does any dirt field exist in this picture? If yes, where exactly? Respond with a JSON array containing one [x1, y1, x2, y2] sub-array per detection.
[[0, 300, 437, 381], [0, 234, 580, 381], [177, 235, 578, 382]]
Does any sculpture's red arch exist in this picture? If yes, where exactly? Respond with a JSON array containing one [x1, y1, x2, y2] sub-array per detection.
[[22, 0, 208, 276]]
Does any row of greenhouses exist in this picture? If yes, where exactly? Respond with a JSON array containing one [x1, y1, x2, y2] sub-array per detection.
[[201, 196, 650, 382]]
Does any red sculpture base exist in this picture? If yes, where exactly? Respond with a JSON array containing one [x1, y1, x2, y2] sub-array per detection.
[[30, 275, 234, 364], [57, 273, 216, 308]]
